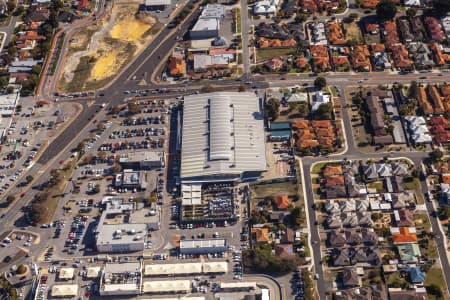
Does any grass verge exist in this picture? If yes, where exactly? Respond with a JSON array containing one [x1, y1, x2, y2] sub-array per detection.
[[256, 48, 296, 63]]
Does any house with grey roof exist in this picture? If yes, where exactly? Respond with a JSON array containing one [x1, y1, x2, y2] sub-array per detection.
[[356, 199, 369, 211], [363, 164, 378, 181], [333, 248, 351, 266], [340, 199, 356, 212], [391, 163, 409, 176], [376, 163, 392, 177], [361, 228, 379, 246], [345, 229, 362, 245], [342, 267, 360, 288], [342, 212, 358, 228], [327, 215, 343, 229], [325, 200, 340, 214], [352, 247, 380, 265], [358, 212, 374, 227], [328, 230, 346, 247]]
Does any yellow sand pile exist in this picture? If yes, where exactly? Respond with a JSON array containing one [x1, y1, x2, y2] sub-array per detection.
[[90, 50, 120, 80], [110, 15, 152, 42]]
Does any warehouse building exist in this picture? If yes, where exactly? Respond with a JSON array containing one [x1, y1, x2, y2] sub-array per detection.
[[190, 4, 225, 40], [144, 262, 203, 276], [100, 262, 142, 296], [96, 223, 147, 253], [118, 151, 164, 170], [141, 0, 171, 11], [144, 261, 228, 276], [51, 285, 78, 298], [142, 280, 191, 294], [179, 239, 227, 254], [180, 92, 266, 183]]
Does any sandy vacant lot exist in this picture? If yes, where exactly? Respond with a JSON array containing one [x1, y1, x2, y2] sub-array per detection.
[[60, 0, 159, 91]]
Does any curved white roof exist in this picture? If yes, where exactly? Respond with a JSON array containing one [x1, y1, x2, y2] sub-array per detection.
[[181, 92, 266, 181]]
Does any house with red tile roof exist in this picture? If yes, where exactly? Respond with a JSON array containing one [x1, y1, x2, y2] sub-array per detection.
[[169, 56, 186, 76], [428, 85, 445, 114], [362, 0, 379, 8], [264, 57, 284, 71], [429, 116, 450, 144], [325, 175, 345, 187], [252, 227, 270, 244], [430, 42, 450, 66], [326, 22, 346, 45], [417, 85, 434, 115], [351, 45, 371, 71], [383, 21, 400, 49], [390, 44, 413, 71], [365, 23, 379, 35], [274, 194, 291, 210], [424, 16, 445, 42], [332, 56, 350, 71], [310, 45, 331, 72], [323, 165, 343, 177], [370, 43, 385, 53], [295, 56, 310, 71], [392, 227, 418, 244], [293, 119, 336, 150]]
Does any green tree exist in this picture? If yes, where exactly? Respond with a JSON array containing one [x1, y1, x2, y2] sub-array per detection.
[[16, 264, 27, 274], [6, 86, 14, 94], [297, 102, 310, 117], [314, 76, 327, 90], [406, 8, 416, 18], [264, 98, 280, 120], [6, 195, 15, 204], [127, 102, 140, 114], [376, 0, 397, 21], [6, 0, 15, 12], [26, 175, 34, 183], [430, 149, 444, 162], [314, 102, 333, 120], [112, 163, 122, 173]]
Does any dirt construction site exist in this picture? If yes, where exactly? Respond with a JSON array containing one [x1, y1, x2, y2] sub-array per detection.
[[59, 0, 161, 92]]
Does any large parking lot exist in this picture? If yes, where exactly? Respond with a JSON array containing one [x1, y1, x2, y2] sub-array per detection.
[[0, 99, 79, 205], [30, 99, 172, 260]]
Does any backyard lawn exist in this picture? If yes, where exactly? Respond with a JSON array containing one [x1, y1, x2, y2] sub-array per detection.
[[256, 48, 296, 63], [424, 268, 448, 300]]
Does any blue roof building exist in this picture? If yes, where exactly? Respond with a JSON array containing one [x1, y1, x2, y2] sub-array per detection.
[[408, 266, 426, 284]]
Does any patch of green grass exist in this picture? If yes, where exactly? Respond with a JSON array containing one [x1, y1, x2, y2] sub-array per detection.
[[415, 213, 431, 231], [424, 268, 448, 300], [256, 48, 296, 63], [251, 181, 298, 200], [0, 275, 17, 300], [233, 8, 241, 34], [311, 162, 328, 174], [366, 181, 384, 193], [404, 177, 420, 190], [312, 177, 320, 184]]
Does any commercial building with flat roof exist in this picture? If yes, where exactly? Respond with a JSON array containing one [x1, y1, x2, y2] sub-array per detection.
[[179, 238, 227, 254], [142, 280, 191, 294], [96, 223, 147, 253], [181, 92, 266, 183], [144, 262, 203, 276], [100, 262, 142, 296], [190, 4, 225, 40], [118, 151, 164, 170], [51, 285, 78, 297], [142, 0, 170, 11], [115, 170, 147, 190]]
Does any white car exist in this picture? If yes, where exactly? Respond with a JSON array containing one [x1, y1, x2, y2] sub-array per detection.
[[24, 242, 31, 247]]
